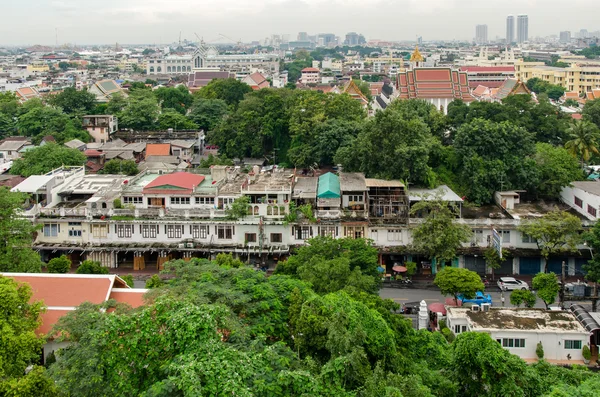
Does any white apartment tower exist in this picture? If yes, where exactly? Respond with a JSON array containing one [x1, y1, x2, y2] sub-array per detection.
[[506, 15, 515, 44], [517, 15, 529, 44], [475, 25, 488, 45]]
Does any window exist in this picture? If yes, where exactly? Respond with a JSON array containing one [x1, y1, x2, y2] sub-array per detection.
[[574, 196, 583, 208], [454, 325, 467, 334], [141, 224, 158, 238], [217, 225, 234, 240], [502, 338, 525, 348], [565, 340, 582, 350], [190, 225, 208, 239], [171, 197, 190, 205], [123, 196, 143, 205], [43, 223, 60, 237], [68, 222, 82, 237], [116, 224, 134, 238], [387, 229, 402, 241], [271, 233, 282, 243], [245, 233, 257, 243], [344, 226, 364, 239], [91, 224, 107, 238], [472, 229, 484, 243], [348, 195, 363, 203], [294, 226, 312, 240], [165, 225, 184, 238], [319, 226, 337, 237], [588, 205, 597, 217], [500, 230, 510, 243], [522, 233, 537, 244], [195, 197, 215, 205]]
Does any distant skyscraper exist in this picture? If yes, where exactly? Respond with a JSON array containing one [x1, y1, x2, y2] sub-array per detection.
[[580, 29, 589, 38], [417, 36, 423, 46], [517, 15, 528, 44], [344, 32, 366, 46], [506, 15, 515, 44], [475, 25, 488, 45], [560, 31, 571, 44], [297, 32, 308, 41]]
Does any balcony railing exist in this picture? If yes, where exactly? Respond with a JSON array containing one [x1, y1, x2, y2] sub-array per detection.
[[317, 210, 341, 219]]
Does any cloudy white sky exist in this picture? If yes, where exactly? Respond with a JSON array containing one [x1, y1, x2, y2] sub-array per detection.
[[1, 0, 598, 46]]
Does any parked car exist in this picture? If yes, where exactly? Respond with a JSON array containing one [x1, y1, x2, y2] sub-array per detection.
[[457, 291, 493, 305], [497, 277, 529, 291]]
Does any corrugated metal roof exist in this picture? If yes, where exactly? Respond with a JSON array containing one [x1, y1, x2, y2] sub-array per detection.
[[365, 178, 404, 188], [317, 172, 340, 198]]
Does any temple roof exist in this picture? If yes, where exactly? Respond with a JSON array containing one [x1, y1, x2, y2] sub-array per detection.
[[396, 67, 475, 102], [410, 45, 424, 62]]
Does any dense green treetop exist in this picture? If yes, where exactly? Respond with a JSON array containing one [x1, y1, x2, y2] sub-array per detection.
[[11, 143, 86, 177], [434, 267, 484, 304], [194, 78, 252, 108], [100, 159, 139, 176], [532, 272, 561, 309]]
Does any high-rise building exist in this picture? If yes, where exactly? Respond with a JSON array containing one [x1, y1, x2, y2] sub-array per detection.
[[560, 31, 572, 44], [317, 33, 336, 47], [417, 36, 423, 46], [475, 25, 488, 45], [517, 15, 528, 44], [297, 32, 308, 41], [580, 29, 589, 38], [344, 32, 366, 46], [506, 15, 515, 44]]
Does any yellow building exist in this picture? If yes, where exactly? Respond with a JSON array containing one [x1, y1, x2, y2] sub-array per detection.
[[515, 60, 600, 94], [26, 62, 49, 73]]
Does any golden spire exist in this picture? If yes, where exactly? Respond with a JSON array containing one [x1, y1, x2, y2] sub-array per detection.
[[410, 45, 424, 62]]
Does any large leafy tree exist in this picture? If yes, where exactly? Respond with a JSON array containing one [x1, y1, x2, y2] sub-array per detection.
[[532, 272, 561, 309], [433, 267, 484, 304], [534, 142, 584, 198], [188, 97, 229, 131], [518, 210, 582, 271], [583, 98, 600, 129], [100, 159, 139, 176], [118, 90, 160, 131], [47, 86, 97, 115], [410, 199, 472, 266], [153, 85, 193, 115], [564, 120, 600, 167], [335, 101, 436, 184], [11, 143, 86, 177], [195, 78, 252, 108], [0, 189, 42, 272], [454, 118, 537, 204], [156, 108, 198, 130], [451, 332, 540, 397]]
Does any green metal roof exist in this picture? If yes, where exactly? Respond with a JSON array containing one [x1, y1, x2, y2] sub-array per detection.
[[317, 172, 340, 198]]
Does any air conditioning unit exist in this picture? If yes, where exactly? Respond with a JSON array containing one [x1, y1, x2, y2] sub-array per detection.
[[471, 305, 481, 312], [178, 243, 185, 248], [481, 303, 491, 312], [186, 243, 194, 248]]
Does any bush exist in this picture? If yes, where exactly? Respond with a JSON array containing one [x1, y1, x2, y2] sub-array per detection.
[[536, 342, 544, 359], [76, 260, 109, 274], [47, 255, 71, 273], [215, 253, 245, 268], [145, 274, 163, 289], [121, 274, 134, 288], [441, 327, 455, 343], [113, 198, 123, 209], [582, 345, 591, 361], [405, 261, 417, 277], [510, 289, 537, 308]]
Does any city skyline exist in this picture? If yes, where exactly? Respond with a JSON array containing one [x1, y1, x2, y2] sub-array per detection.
[[1, 0, 599, 46]]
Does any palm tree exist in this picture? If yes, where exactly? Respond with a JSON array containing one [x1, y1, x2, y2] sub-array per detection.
[[565, 120, 600, 168]]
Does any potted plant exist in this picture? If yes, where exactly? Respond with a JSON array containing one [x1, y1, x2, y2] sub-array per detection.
[[582, 344, 592, 364], [536, 342, 544, 360]]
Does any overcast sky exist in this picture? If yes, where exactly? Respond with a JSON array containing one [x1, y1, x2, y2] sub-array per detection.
[[1, 0, 598, 46]]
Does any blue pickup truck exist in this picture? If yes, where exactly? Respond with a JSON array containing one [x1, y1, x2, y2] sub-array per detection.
[[457, 291, 493, 306]]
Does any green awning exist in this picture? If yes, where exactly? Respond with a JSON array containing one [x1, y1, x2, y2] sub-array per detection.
[[318, 172, 340, 198]]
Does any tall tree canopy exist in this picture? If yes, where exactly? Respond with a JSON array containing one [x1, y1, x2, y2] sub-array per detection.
[[11, 143, 86, 177], [194, 78, 252, 108]]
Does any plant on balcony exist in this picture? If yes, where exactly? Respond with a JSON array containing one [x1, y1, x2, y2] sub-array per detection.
[[113, 198, 123, 209], [283, 202, 298, 225], [298, 204, 316, 223], [226, 196, 250, 220]]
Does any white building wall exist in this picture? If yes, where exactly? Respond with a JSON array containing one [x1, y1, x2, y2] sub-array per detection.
[[560, 185, 600, 221]]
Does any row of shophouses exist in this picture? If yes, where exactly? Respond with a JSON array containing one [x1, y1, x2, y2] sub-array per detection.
[[12, 165, 595, 275]]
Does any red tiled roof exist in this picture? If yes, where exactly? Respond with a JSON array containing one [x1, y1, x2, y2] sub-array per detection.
[[143, 172, 205, 194], [109, 289, 146, 308], [301, 67, 320, 72], [84, 149, 104, 157], [572, 113, 583, 120], [145, 143, 171, 156], [460, 66, 515, 72], [472, 85, 490, 97], [1, 273, 142, 336], [468, 80, 506, 89]]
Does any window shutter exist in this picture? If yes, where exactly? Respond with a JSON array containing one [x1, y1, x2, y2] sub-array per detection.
[[232, 226, 235, 235], [139, 225, 142, 234], [215, 225, 217, 234], [310, 227, 313, 237], [114, 224, 117, 233], [336, 227, 339, 237]]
